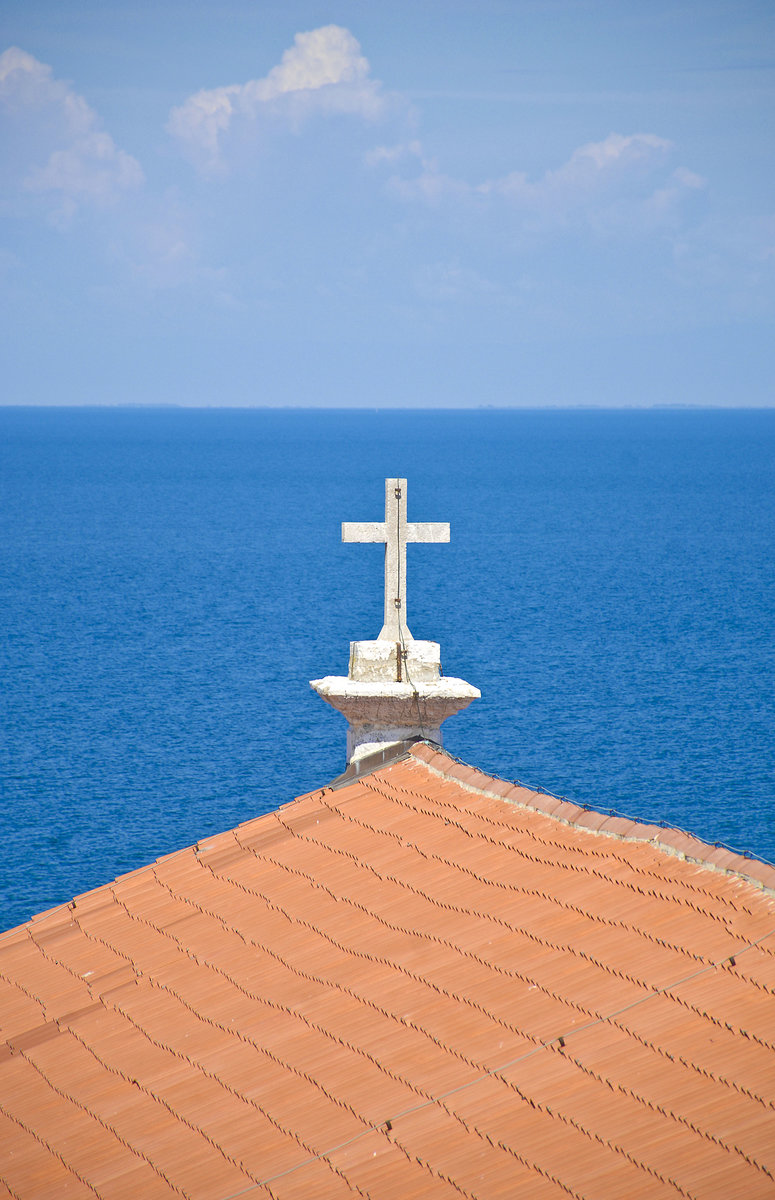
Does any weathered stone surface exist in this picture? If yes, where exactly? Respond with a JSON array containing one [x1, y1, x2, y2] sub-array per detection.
[[342, 477, 449, 642], [347, 638, 442, 684], [312, 477, 479, 763], [310, 673, 480, 761]]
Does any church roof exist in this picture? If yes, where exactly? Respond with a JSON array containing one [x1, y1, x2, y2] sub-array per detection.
[[2, 741, 774, 1199]]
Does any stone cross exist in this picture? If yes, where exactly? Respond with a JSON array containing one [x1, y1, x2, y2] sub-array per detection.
[[342, 478, 449, 643]]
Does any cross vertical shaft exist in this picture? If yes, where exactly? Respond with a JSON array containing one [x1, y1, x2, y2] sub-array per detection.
[[342, 478, 450, 643], [383, 478, 407, 643]]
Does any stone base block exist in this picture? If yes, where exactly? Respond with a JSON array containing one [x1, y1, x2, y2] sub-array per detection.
[[309, 675, 480, 765], [348, 639, 442, 684]]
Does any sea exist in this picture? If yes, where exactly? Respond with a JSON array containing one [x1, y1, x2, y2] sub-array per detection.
[[2, 406, 774, 932]]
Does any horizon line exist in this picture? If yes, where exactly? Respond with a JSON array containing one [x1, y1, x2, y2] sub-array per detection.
[[2, 404, 775, 413]]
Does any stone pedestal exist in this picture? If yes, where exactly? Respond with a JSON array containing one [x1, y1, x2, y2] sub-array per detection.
[[311, 639, 480, 764]]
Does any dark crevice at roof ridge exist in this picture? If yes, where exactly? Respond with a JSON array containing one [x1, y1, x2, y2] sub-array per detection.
[[408, 744, 775, 899], [270, 798, 775, 1058], [361, 770, 772, 943], [325, 739, 423, 792]]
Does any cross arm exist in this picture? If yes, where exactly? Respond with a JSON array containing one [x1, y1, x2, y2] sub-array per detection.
[[406, 522, 450, 544], [342, 522, 386, 543]]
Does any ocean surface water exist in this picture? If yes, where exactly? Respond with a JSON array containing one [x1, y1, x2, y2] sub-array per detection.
[[1, 406, 774, 931]]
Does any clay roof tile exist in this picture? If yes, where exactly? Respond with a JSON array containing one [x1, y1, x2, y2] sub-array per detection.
[[2, 745, 773, 1198]]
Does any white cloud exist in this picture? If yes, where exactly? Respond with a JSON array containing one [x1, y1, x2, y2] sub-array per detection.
[[565, 131, 670, 172], [167, 25, 384, 170], [386, 131, 703, 237], [479, 133, 672, 207], [26, 132, 143, 213], [364, 140, 422, 167], [0, 46, 143, 221]]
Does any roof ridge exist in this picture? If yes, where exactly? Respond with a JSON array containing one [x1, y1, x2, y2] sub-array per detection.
[[408, 742, 775, 897]]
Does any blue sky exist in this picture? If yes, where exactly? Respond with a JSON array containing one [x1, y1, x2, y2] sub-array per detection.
[[1, 1, 773, 407]]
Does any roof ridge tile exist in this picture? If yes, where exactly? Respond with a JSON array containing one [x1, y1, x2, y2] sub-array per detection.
[[408, 744, 775, 895]]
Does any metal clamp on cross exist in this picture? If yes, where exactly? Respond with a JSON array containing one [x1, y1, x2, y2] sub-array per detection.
[[342, 478, 449, 643]]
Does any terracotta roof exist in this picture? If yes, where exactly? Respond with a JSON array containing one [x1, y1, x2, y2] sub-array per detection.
[[2, 741, 774, 1199]]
